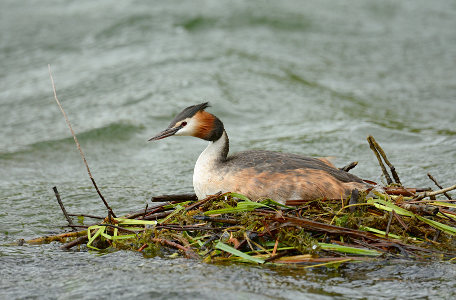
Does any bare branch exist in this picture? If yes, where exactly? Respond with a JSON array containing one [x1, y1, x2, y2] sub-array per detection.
[[48, 65, 116, 218]]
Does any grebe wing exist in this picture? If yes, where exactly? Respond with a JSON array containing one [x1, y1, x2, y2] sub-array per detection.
[[224, 150, 364, 184]]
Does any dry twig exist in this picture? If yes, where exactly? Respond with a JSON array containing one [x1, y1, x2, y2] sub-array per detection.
[[60, 236, 88, 250], [367, 136, 393, 185], [368, 136, 402, 184], [151, 238, 199, 259], [48, 65, 116, 218], [53, 186, 75, 229], [151, 193, 197, 202], [427, 173, 452, 200], [413, 184, 456, 201]]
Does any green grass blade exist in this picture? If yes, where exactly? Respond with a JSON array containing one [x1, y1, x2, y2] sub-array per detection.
[[204, 207, 246, 215], [159, 205, 184, 224], [437, 212, 456, 220], [87, 225, 105, 250], [318, 242, 381, 256], [237, 201, 271, 210], [358, 225, 402, 240], [204, 201, 272, 215], [107, 234, 137, 240], [116, 218, 157, 226], [367, 198, 414, 216], [367, 198, 456, 236], [428, 201, 456, 208], [226, 192, 251, 201], [244, 247, 295, 254], [302, 258, 354, 269], [215, 241, 265, 264], [260, 199, 294, 209], [415, 215, 456, 235]]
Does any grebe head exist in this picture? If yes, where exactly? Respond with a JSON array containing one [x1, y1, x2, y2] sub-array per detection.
[[148, 102, 224, 142]]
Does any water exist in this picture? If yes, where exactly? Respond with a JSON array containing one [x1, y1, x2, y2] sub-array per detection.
[[1, 0, 455, 298]]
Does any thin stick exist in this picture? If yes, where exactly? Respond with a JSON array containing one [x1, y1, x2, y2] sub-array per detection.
[[26, 230, 87, 245], [137, 244, 148, 252], [437, 210, 456, 225], [125, 202, 173, 219], [392, 210, 408, 231], [427, 173, 452, 200], [385, 211, 393, 237], [142, 203, 149, 220], [265, 251, 290, 262], [142, 210, 173, 220], [68, 213, 105, 220], [151, 193, 197, 202], [48, 65, 116, 218], [155, 225, 221, 231], [53, 186, 75, 229], [185, 192, 222, 211], [414, 184, 456, 201], [63, 225, 89, 229], [367, 136, 393, 185], [151, 238, 199, 259], [272, 238, 279, 256], [408, 199, 456, 203], [368, 136, 402, 184], [98, 224, 139, 238], [60, 235, 89, 250], [433, 230, 441, 242]]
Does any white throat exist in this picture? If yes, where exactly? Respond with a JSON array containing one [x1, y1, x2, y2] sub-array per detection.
[[193, 131, 228, 199]]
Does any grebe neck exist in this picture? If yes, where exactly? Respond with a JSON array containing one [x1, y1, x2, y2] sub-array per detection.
[[198, 130, 229, 164]]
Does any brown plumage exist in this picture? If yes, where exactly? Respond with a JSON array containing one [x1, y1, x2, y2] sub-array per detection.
[[194, 111, 216, 140]]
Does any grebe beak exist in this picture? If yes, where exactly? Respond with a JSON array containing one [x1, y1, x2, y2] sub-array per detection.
[[148, 127, 180, 141]]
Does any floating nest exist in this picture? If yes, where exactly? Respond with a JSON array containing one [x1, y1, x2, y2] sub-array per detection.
[[25, 185, 456, 267]]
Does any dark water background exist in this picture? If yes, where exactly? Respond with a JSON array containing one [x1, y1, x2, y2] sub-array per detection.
[[1, 0, 455, 299]]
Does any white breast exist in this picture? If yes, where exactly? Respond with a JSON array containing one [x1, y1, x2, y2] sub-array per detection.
[[193, 131, 228, 199]]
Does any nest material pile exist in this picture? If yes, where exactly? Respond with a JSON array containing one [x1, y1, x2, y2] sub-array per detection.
[[26, 186, 456, 267]]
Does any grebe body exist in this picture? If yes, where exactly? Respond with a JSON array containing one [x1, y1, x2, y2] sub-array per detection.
[[149, 103, 368, 203]]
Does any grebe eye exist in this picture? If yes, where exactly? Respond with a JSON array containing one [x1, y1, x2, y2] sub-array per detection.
[[181, 121, 187, 127]]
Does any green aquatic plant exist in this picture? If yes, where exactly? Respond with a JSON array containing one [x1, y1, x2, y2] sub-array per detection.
[[87, 218, 157, 250]]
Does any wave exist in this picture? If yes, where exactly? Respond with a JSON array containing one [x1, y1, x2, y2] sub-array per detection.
[[0, 122, 143, 158], [177, 13, 311, 33]]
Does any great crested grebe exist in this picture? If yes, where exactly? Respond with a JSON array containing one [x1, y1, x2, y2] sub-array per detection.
[[149, 102, 368, 204]]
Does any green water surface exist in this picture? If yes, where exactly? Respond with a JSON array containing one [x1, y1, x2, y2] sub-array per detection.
[[1, 1, 455, 299]]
